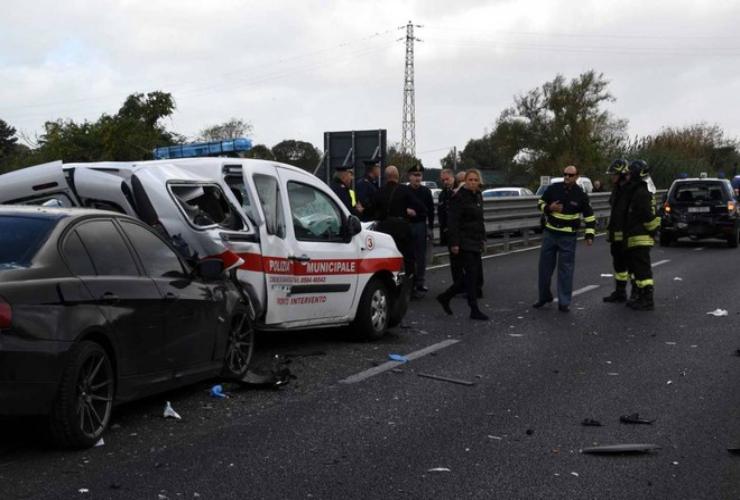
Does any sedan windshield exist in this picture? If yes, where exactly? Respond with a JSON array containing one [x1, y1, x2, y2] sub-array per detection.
[[0, 216, 57, 268]]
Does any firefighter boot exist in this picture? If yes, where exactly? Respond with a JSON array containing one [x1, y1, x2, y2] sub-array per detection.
[[625, 280, 639, 307], [630, 285, 654, 311], [603, 281, 627, 303]]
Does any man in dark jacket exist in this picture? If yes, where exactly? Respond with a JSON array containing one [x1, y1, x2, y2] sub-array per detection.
[[330, 166, 360, 216], [533, 165, 596, 312], [355, 162, 381, 222], [370, 165, 425, 279], [438, 168, 463, 287], [407, 164, 434, 297], [624, 160, 660, 311]]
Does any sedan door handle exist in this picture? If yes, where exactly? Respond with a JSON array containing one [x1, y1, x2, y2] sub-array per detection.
[[289, 254, 311, 263], [101, 292, 119, 303]]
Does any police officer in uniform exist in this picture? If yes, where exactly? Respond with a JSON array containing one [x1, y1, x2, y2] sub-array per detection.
[[603, 159, 635, 303], [355, 161, 381, 222], [330, 165, 361, 217], [370, 165, 426, 280], [406, 164, 434, 296], [624, 160, 660, 311]]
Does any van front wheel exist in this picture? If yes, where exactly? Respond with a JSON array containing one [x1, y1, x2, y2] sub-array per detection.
[[353, 279, 389, 340]]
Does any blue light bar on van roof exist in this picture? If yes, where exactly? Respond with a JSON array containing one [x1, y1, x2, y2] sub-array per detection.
[[152, 138, 252, 160]]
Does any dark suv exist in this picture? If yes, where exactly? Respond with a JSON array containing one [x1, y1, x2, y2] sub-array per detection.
[[660, 177, 739, 248]]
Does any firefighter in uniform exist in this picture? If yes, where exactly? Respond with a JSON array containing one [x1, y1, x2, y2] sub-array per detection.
[[533, 165, 596, 312], [603, 159, 635, 303], [624, 159, 661, 311]]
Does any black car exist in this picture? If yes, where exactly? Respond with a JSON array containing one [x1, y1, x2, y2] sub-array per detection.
[[660, 177, 740, 248], [0, 207, 254, 448]]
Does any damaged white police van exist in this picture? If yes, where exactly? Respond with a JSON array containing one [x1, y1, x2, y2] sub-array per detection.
[[0, 159, 410, 340]]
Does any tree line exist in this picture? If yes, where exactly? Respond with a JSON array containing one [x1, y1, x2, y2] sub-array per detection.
[[2, 70, 738, 189]]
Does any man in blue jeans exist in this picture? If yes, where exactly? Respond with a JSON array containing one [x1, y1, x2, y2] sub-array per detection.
[[533, 165, 595, 312]]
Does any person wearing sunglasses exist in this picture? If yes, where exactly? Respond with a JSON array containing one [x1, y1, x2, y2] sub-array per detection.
[[533, 165, 596, 312]]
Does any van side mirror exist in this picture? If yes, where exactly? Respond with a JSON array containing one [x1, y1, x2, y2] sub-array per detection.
[[195, 259, 225, 280], [344, 215, 362, 241]]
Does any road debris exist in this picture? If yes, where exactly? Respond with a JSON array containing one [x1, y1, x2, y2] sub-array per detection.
[[581, 418, 602, 427], [388, 354, 409, 363], [239, 355, 294, 387], [665, 342, 677, 346], [94, 438, 105, 447], [210, 384, 229, 399], [673, 277, 683, 281], [581, 443, 660, 455], [707, 309, 728, 317], [487, 435, 503, 440], [600, 273, 613, 278], [427, 467, 451, 473], [78, 488, 90, 494], [163, 401, 181, 420], [570, 472, 580, 477], [727, 448, 740, 455], [620, 413, 655, 425], [526, 429, 534, 436], [666, 380, 673, 385], [508, 333, 524, 337], [417, 372, 476, 386]]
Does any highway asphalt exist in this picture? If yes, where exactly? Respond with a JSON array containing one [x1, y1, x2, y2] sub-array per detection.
[[1, 236, 739, 499]]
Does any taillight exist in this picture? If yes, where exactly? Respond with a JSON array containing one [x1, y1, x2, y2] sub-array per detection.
[[0, 297, 11, 330], [728, 201, 736, 214], [663, 202, 671, 214]]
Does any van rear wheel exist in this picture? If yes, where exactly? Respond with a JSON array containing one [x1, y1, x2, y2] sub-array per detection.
[[353, 279, 389, 340]]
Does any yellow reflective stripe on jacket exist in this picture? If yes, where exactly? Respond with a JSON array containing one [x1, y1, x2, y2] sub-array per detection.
[[627, 235, 654, 248], [545, 223, 574, 233], [643, 216, 661, 232], [584, 228, 596, 236], [612, 231, 623, 242], [615, 271, 629, 281], [349, 189, 356, 207], [538, 199, 547, 212], [583, 215, 596, 223], [635, 278, 654, 288], [551, 212, 581, 221]]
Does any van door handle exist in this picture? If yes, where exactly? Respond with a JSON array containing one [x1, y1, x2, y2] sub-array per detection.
[[289, 254, 311, 263], [101, 292, 119, 303]]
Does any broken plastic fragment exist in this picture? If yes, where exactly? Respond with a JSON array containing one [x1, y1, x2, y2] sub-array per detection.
[[428, 467, 451, 473], [239, 355, 294, 387], [619, 413, 654, 425], [78, 489, 90, 494], [417, 372, 475, 386], [210, 384, 228, 399], [581, 418, 602, 427], [388, 354, 409, 363], [581, 443, 660, 454], [600, 273, 613, 277], [94, 438, 105, 447], [163, 401, 182, 420], [570, 472, 580, 477], [673, 277, 683, 281], [707, 309, 728, 317]]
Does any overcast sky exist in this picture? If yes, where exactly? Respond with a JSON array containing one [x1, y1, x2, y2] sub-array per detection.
[[1, 0, 739, 168]]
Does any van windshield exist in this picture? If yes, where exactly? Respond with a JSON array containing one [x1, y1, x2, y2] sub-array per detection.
[[0, 216, 57, 268]]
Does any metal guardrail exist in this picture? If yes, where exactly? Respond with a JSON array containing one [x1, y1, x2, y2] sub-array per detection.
[[429, 190, 667, 263]]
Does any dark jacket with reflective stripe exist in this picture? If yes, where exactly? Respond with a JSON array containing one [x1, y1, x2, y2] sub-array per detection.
[[625, 180, 660, 248], [538, 182, 595, 238], [607, 180, 637, 243], [448, 187, 485, 252], [331, 178, 357, 216]]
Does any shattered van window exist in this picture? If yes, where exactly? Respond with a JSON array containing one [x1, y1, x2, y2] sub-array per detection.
[[252, 175, 286, 238], [287, 182, 343, 242], [225, 175, 258, 225], [171, 184, 244, 231]]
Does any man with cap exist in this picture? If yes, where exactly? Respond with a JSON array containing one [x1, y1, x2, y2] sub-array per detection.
[[407, 164, 434, 297], [331, 165, 362, 216], [355, 161, 381, 222]]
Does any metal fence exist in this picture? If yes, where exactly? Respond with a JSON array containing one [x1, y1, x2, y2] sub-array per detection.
[[429, 190, 667, 264]]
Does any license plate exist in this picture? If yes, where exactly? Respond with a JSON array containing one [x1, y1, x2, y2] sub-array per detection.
[[688, 206, 710, 213]]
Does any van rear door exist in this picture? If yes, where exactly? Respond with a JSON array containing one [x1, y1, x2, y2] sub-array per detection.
[[0, 161, 79, 207]]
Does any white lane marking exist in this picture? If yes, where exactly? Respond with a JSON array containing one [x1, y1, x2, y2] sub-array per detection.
[[426, 233, 607, 271], [694, 247, 705, 252], [554, 285, 600, 302], [339, 339, 461, 384], [652, 259, 670, 267]]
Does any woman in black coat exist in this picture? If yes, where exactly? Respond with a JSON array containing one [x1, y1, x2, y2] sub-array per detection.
[[436, 169, 489, 320]]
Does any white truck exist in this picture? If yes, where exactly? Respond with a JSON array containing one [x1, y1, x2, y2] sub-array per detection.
[[0, 158, 410, 340]]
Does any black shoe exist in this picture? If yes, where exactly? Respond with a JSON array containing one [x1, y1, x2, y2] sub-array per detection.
[[470, 309, 490, 321], [532, 298, 553, 309], [436, 294, 453, 315], [558, 304, 570, 313]]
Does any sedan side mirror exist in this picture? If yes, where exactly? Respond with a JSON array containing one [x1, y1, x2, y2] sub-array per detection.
[[195, 259, 225, 280]]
